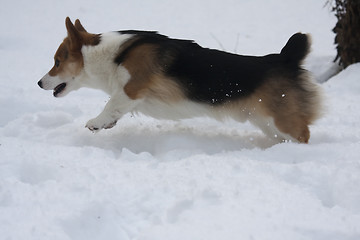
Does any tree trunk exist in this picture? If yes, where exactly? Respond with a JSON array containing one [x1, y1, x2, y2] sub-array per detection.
[[332, 0, 360, 68]]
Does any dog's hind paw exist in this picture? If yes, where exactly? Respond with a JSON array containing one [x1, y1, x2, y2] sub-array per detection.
[[85, 117, 117, 132]]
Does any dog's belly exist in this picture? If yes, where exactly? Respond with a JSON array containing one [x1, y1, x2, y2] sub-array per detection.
[[133, 98, 295, 142], [134, 99, 224, 120], [133, 98, 263, 124]]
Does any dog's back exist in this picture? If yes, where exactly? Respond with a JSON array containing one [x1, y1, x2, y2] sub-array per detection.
[[115, 31, 307, 104]]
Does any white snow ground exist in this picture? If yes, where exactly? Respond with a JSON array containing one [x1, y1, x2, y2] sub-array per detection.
[[1, 0, 360, 239]]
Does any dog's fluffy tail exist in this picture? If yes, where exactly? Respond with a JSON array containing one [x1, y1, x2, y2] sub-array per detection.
[[280, 33, 310, 66]]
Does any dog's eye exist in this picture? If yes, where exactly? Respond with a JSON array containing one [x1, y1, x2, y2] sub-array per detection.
[[55, 59, 60, 67]]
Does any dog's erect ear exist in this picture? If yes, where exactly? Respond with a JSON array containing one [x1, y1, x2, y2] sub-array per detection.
[[74, 19, 87, 32], [65, 17, 82, 51]]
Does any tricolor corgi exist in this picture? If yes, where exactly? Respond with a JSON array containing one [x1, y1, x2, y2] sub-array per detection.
[[38, 17, 322, 143]]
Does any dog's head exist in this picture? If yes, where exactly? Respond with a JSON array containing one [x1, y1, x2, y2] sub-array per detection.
[[38, 17, 100, 97]]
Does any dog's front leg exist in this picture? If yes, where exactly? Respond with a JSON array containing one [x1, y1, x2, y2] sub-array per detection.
[[85, 93, 140, 132]]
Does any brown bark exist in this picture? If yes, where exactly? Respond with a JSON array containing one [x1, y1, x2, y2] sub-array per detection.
[[332, 0, 360, 68]]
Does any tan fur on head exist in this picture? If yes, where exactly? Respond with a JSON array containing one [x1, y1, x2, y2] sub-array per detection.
[[49, 18, 101, 78], [49, 40, 83, 78]]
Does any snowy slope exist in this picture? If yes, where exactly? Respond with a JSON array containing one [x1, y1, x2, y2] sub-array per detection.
[[1, 0, 360, 239]]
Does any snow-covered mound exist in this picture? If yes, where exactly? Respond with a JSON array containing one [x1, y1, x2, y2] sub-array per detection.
[[1, 0, 359, 239]]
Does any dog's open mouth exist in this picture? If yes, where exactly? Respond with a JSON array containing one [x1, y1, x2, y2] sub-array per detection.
[[53, 83, 67, 97]]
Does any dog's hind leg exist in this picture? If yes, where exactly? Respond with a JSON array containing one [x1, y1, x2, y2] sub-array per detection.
[[251, 76, 318, 143], [273, 116, 310, 143]]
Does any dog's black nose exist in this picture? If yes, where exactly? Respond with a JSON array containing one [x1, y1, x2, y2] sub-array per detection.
[[38, 80, 43, 88]]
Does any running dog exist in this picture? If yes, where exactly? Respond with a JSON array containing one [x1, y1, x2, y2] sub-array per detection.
[[38, 17, 322, 143]]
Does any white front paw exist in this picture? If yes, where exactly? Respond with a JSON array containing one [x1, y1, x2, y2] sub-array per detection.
[[85, 116, 117, 132]]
